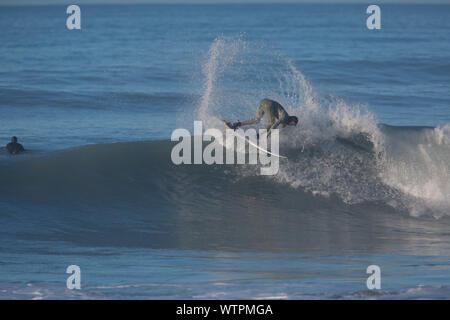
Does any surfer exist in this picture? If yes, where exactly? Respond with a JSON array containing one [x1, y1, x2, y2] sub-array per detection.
[[229, 99, 298, 136], [6, 136, 25, 155]]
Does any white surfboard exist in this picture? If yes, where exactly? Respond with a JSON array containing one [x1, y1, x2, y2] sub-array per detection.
[[223, 121, 287, 159]]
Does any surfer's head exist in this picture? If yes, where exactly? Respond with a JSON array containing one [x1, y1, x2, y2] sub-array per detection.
[[287, 116, 298, 126], [11, 136, 17, 143]]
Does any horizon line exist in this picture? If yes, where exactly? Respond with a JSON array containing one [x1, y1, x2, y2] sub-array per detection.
[[1, 1, 450, 7]]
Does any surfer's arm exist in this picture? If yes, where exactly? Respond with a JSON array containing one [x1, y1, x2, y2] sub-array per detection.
[[240, 118, 260, 126]]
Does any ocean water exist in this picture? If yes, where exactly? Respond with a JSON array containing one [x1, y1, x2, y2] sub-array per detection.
[[0, 4, 450, 299]]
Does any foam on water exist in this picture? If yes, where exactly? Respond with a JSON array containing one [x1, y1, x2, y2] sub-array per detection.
[[379, 124, 450, 218], [195, 36, 450, 218]]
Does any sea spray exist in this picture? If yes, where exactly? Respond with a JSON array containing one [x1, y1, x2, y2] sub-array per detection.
[[195, 36, 450, 218], [379, 124, 450, 218]]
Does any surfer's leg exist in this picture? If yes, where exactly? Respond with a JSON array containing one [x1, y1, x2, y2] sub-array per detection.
[[265, 110, 275, 129]]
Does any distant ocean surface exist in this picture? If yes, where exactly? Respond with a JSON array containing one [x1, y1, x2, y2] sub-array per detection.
[[0, 4, 449, 299]]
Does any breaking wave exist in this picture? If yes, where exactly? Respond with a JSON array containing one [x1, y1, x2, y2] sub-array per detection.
[[194, 36, 450, 218]]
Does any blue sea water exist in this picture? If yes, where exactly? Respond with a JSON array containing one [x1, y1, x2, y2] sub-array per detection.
[[0, 4, 450, 299]]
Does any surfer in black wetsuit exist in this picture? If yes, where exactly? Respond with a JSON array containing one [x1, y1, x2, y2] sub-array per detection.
[[230, 99, 298, 136], [6, 136, 25, 155]]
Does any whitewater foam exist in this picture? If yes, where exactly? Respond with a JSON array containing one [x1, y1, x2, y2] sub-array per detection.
[[194, 36, 450, 218]]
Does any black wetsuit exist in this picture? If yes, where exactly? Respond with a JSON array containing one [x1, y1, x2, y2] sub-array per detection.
[[6, 142, 24, 154]]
